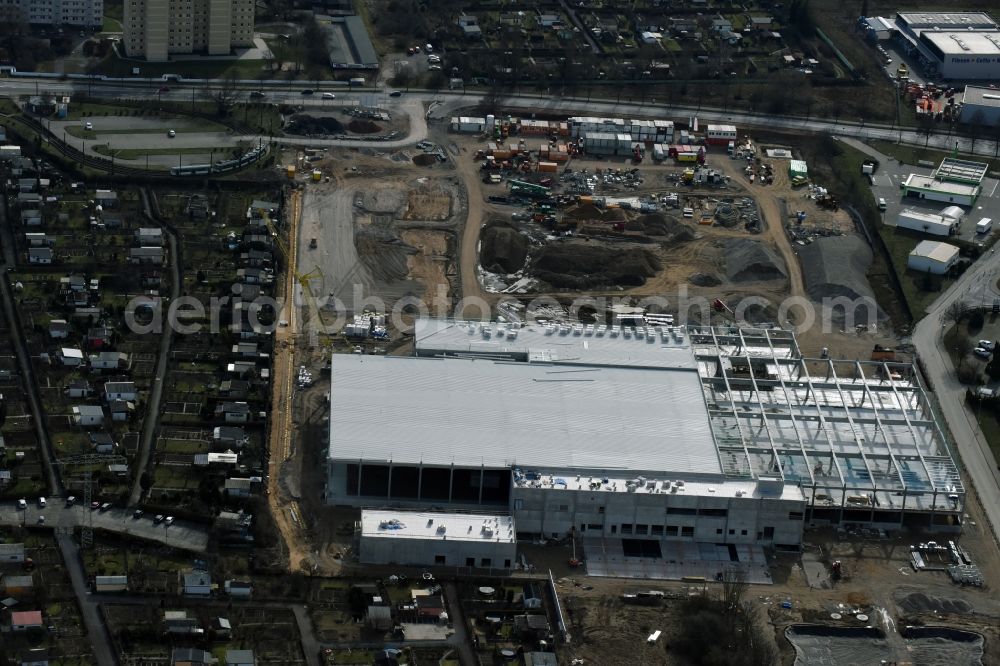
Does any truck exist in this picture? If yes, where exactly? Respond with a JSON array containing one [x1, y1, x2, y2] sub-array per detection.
[[977, 217, 993, 234]]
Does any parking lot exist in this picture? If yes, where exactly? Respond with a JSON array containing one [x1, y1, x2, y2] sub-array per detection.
[[0, 500, 210, 551], [866, 149, 1000, 243]]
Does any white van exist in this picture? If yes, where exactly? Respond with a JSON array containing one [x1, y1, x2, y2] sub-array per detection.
[[877, 197, 887, 211]]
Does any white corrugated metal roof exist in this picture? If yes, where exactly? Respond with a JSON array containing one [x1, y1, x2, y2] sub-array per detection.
[[328, 355, 720, 474]]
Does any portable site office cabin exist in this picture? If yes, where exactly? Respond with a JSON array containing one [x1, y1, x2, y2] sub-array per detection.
[[706, 124, 737, 145], [789, 160, 808, 180]]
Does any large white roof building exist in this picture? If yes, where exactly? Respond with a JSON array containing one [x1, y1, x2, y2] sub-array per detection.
[[326, 320, 965, 551]]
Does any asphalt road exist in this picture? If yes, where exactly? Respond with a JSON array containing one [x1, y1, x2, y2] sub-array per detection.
[[129, 189, 182, 506], [3, 80, 998, 158], [57, 533, 117, 666], [0, 501, 210, 551], [913, 252, 1000, 547]]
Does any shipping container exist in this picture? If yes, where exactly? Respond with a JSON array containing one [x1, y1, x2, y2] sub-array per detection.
[[538, 161, 559, 173]]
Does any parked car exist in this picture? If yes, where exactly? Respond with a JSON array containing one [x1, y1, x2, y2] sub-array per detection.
[[16, 499, 26, 510], [389, 91, 402, 97], [133, 509, 144, 519], [154, 514, 165, 524], [99, 502, 111, 512], [37, 516, 45, 524], [974, 347, 992, 358], [249, 90, 265, 98], [167, 129, 176, 138], [164, 516, 175, 525], [300, 89, 314, 95], [38, 497, 46, 508], [978, 340, 995, 351], [90, 501, 101, 510], [66, 496, 76, 506], [322, 92, 336, 99], [84, 122, 93, 131]]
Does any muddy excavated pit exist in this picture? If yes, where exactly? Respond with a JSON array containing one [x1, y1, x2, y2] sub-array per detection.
[[480, 221, 529, 274], [533, 242, 662, 289]]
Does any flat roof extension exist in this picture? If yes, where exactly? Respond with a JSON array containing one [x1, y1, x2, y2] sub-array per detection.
[[362, 509, 515, 543], [902, 174, 981, 197]]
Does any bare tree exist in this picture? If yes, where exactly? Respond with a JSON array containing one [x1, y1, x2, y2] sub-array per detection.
[[721, 568, 748, 616], [943, 301, 968, 327], [204, 71, 241, 117], [968, 110, 985, 153], [918, 112, 935, 147]]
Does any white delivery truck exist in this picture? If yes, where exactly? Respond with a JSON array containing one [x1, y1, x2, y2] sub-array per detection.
[[976, 217, 993, 234]]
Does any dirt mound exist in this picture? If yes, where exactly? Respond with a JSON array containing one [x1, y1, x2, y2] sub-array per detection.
[[413, 154, 438, 166], [564, 204, 627, 222], [348, 119, 382, 134], [533, 242, 661, 289], [689, 272, 722, 287], [798, 234, 874, 300], [724, 239, 788, 282], [627, 213, 696, 241], [897, 592, 973, 615], [480, 222, 529, 274], [284, 114, 344, 136]]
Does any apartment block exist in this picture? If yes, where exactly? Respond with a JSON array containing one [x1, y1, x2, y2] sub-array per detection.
[[0, 0, 103, 28], [123, 0, 254, 61]]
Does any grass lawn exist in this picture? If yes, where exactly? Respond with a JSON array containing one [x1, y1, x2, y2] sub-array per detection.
[[102, 16, 122, 32], [877, 223, 955, 318], [153, 466, 199, 490], [869, 139, 1000, 174]]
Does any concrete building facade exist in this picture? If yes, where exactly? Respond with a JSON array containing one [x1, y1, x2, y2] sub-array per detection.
[[327, 320, 965, 567], [123, 0, 254, 61], [0, 0, 103, 28]]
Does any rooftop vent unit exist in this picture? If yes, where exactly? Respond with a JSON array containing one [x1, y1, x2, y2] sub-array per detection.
[[436, 525, 447, 534]]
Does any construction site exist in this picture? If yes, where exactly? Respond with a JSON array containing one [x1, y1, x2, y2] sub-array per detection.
[[257, 104, 1000, 665]]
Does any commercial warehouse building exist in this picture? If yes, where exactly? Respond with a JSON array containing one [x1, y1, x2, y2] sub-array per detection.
[[892, 12, 1000, 80], [960, 86, 1000, 126], [901, 157, 986, 207], [908, 240, 960, 274], [323, 15, 378, 69], [327, 320, 965, 569]]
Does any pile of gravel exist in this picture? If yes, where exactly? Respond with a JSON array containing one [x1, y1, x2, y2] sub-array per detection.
[[798, 235, 876, 302], [724, 239, 787, 282], [897, 591, 974, 615]]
